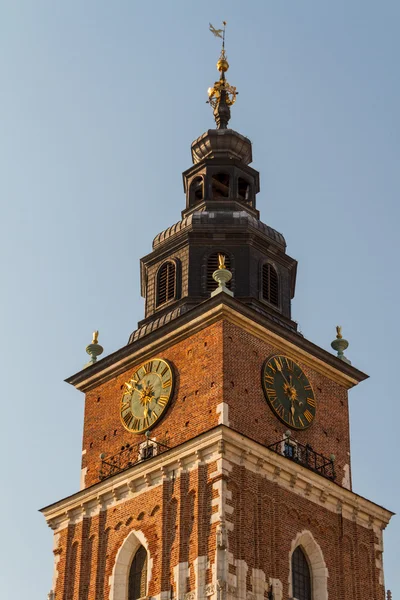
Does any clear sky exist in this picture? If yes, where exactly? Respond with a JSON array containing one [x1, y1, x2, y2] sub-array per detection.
[[1, 1, 399, 598]]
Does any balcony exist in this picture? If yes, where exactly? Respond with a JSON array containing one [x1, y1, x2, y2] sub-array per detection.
[[99, 437, 169, 481], [267, 438, 336, 482]]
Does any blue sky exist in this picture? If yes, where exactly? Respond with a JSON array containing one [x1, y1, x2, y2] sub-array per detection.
[[1, 2, 399, 598]]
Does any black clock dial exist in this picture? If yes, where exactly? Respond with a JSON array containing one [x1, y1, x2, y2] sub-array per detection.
[[262, 355, 316, 430]]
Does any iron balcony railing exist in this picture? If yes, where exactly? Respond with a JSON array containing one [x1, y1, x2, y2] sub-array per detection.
[[267, 438, 336, 482], [99, 437, 170, 481]]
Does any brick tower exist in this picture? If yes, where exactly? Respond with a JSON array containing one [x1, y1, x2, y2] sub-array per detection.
[[42, 30, 392, 600]]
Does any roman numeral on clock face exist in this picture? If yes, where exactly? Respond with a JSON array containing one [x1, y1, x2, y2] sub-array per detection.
[[304, 409, 313, 423], [123, 411, 134, 429]]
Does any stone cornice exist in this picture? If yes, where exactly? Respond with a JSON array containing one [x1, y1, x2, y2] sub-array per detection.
[[66, 295, 368, 393], [40, 426, 393, 533]]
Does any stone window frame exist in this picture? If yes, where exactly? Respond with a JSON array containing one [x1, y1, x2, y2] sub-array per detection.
[[188, 175, 205, 206], [155, 258, 181, 310], [288, 530, 328, 600], [260, 260, 281, 310], [109, 529, 153, 600]]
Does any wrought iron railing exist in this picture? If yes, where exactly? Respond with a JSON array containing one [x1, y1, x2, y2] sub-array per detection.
[[267, 438, 336, 481], [99, 437, 170, 481]]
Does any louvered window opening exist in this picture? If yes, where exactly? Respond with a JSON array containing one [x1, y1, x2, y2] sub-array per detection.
[[157, 262, 176, 307], [206, 253, 232, 293], [262, 263, 279, 306], [129, 545, 148, 600], [292, 547, 311, 600]]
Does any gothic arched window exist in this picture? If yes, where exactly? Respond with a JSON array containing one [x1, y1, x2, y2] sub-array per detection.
[[156, 261, 177, 307], [212, 173, 230, 199], [206, 252, 232, 293], [292, 546, 312, 600], [128, 545, 148, 600], [262, 263, 279, 306]]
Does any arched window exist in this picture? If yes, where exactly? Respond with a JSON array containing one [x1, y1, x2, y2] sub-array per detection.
[[189, 176, 203, 204], [238, 177, 250, 202], [128, 545, 148, 600], [156, 261, 176, 307], [212, 173, 230, 199], [292, 547, 311, 600], [262, 263, 279, 306], [206, 252, 232, 293]]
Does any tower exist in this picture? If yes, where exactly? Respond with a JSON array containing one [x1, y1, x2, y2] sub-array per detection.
[[41, 26, 393, 600]]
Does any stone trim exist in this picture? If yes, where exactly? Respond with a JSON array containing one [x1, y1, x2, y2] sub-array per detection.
[[41, 426, 393, 534], [288, 530, 328, 600], [109, 529, 152, 600]]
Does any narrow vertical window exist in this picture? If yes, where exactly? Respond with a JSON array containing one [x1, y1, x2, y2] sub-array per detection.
[[189, 176, 204, 204], [128, 545, 148, 600], [206, 252, 232, 293], [212, 173, 230, 199], [238, 177, 250, 202], [156, 261, 176, 307], [262, 263, 279, 306], [292, 547, 311, 600]]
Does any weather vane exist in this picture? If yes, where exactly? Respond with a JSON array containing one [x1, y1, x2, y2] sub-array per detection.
[[207, 21, 237, 129]]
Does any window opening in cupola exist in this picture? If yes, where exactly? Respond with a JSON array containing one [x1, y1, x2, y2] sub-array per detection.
[[292, 547, 312, 600], [212, 173, 230, 199], [128, 545, 148, 600], [262, 263, 279, 306], [156, 261, 176, 307], [206, 252, 232, 293], [238, 177, 250, 202], [189, 176, 204, 204]]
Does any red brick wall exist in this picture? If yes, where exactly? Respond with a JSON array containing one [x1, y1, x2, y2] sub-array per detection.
[[81, 318, 351, 489], [53, 462, 383, 600], [82, 322, 224, 487], [222, 321, 351, 488]]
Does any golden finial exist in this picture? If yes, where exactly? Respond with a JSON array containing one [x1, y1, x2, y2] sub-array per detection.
[[218, 254, 226, 269], [336, 325, 342, 339], [207, 21, 237, 129], [92, 330, 99, 344]]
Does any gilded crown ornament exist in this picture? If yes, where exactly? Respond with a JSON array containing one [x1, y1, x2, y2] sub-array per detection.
[[207, 21, 237, 129], [85, 330, 104, 367]]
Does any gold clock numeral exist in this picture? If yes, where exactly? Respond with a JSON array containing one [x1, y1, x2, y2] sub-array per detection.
[[161, 365, 169, 377], [304, 409, 313, 423], [121, 401, 131, 413], [143, 362, 152, 374], [162, 378, 172, 389], [143, 415, 151, 429], [274, 356, 284, 371], [266, 388, 277, 398], [264, 375, 274, 385], [267, 362, 277, 374], [158, 395, 168, 407], [304, 385, 312, 391], [123, 412, 134, 429], [285, 358, 294, 371], [307, 397, 316, 407], [276, 404, 284, 417]]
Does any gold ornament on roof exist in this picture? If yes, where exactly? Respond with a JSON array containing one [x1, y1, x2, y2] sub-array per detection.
[[207, 21, 237, 128], [92, 330, 99, 344], [336, 325, 342, 339], [218, 254, 226, 269]]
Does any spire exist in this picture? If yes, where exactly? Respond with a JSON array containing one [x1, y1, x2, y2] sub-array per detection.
[[207, 22, 237, 129]]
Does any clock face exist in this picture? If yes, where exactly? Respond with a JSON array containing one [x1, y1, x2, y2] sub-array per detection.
[[262, 355, 316, 430], [120, 358, 174, 434]]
